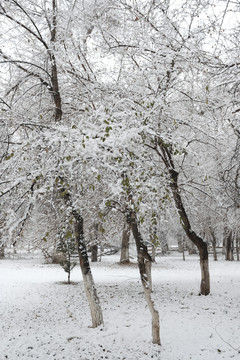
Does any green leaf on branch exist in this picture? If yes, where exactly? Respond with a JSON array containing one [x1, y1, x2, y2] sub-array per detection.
[[66, 231, 73, 239], [5, 152, 14, 160]]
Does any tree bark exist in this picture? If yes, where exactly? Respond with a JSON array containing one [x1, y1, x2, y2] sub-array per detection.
[[90, 223, 98, 262], [50, 0, 62, 121], [236, 233, 240, 261], [128, 208, 160, 345], [51, 60, 62, 121], [59, 182, 103, 327], [210, 229, 218, 261], [91, 244, 98, 262], [120, 217, 130, 264], [157, 141, 210, 295], [73, 211, 103, 327], [182, 237, 186, 261], [199, 242, 210, 295], [222, 236, 226, 255], [0, 242, 4, 258], [169, 168, 210, 295], [225, 230, 234, 261]]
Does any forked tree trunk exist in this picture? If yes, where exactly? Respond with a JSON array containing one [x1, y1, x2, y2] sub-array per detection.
[[59, 182, 103, 327], [156, 141, 210, 295], [120, 218, 130, 264], [128, 208, 160, 345]]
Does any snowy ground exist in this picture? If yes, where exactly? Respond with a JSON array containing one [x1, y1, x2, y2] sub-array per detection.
[[0, 253, 240, 360]]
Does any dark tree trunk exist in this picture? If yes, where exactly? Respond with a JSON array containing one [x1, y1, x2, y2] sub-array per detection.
[[222, 236, 226, 255], [91, 244, 98, 262], [177, 234, 183, 252], [156, 141, 210, 295], [210, 229, 218, 261], [169, 168, 210, 295], [225, 230, 234, 261], [90, 223, 98, 262], [120, 218, 130, 264], [67, 253, 71, 284], [51, 60, 62, 121], [236, 235, 240, 261], [182, 237, 186, 261], [50, 0, 62, 122], [199, 242, 210, 295], [128, 208, 160, 345], [0, 242, 4, 258]]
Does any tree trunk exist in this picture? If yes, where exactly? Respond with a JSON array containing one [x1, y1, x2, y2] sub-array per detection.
[[74, 213, 103, 327], [168, 168, 210, 295], [120, 218, 130, 264], [210, 229, 218, 261], [0, 242, 4, 258], [225, 230, 234, 261], [128, 208, 160, 345], [59, 182, 103, 327], [90, 223, 98, 262], [222, 236, 226, 255], [91, 244, 98, 262], [182, 236, 186, 261], [51, 60, 62, 121], [156, 141, 210, 295], [67, 253, 71, 284], [199, 243, 210, 295], [50, 0, 62, 122], [177, 234, 183, 252], [236, 234, 240, 261], [213, 242, 218, 262]]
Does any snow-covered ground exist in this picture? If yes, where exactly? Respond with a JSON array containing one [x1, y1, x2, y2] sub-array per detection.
[[0, 253, 239, 360]]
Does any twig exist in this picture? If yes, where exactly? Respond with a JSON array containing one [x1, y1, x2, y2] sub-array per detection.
[[215, 326, 240, 353]]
